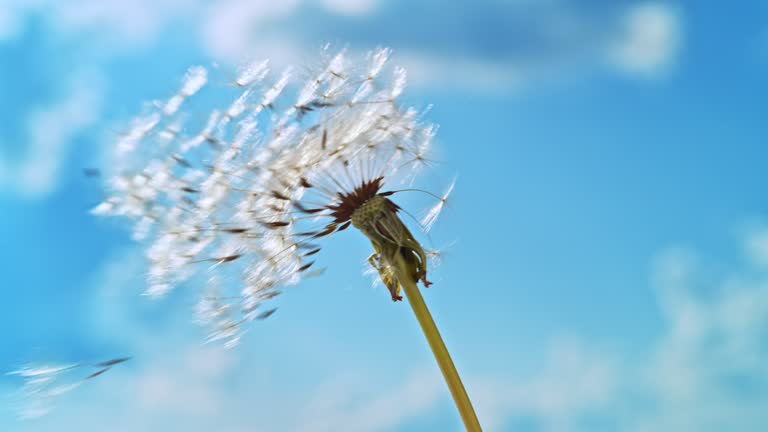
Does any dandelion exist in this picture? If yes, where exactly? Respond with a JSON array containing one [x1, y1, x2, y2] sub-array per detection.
[[94, 47, 480, 430]]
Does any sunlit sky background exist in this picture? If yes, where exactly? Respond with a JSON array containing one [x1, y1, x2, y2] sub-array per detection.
[[2, 1, 768, 431]]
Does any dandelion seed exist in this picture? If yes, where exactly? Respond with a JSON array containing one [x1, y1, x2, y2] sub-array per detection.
[[162, 66, 207, 116], [256, 308, 277, 320], [94, 357, 132, 368], [8, 358, 129, 419], [84, 368, 110, 380], [421, 178, 456, 233], [181, 66, 208, 96], [234, 59, 269, 87], [8, 363, 81, 378]]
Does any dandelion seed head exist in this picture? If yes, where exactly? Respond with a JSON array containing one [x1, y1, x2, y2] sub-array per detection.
[[95, 48, 450, 345]]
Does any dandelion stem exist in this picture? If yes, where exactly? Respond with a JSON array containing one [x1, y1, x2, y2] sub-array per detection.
[[393, 253, 482, 431]]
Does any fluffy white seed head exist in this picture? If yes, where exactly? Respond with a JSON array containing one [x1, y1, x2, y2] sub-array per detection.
[[94, 48, 448, 347]]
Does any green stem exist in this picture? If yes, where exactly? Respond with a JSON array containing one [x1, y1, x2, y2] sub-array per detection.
[[393, 253, 482, 431]]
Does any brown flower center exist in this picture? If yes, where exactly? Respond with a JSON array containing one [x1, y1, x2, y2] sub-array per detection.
[[327, 176, 386, 224]]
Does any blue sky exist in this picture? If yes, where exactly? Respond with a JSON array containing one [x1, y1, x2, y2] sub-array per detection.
[[1, 1, 767, 431]]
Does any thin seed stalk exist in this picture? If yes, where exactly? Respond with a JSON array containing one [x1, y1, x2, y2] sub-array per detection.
[[393, 253, 482, 432]]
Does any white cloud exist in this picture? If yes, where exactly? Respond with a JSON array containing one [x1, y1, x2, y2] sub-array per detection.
[[53, 0, 171, 44], [470, 338, 618, 431], [2, 0, 202, 45], [466, 230, 768, 431], [398, 2, 683, 91], [2, 1, 685, 98], [130, 347, 237, 418], [296, 369, 443, 432], [192, 1, 686, 91], [633, 240, 768, 431], [84, 248, 163, 347], [5, 0, 364, 49], [318, 0, 379, 16], [397, 54, 526, 92], [609, 2, 681, 77], [746, 224, 768, 269], [0, 5, 22, 40], [392, 2, 683, 89], [0, 71, 103, 199], [200, 0, 301, 62]]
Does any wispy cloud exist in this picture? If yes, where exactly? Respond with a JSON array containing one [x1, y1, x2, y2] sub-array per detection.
[[0, 71, 103, 199], [197, 1, 683, 91], [471, 338, 618, 431], [318, 0, 380, 16], [0, 5, 22, 40], [471, 227, 768, 431], [0, 0, 201, 45], [4, 1, 685, 91], [608, 3, 681, 77], [745, 224, 768, 269], [297, 369, 443, 432]]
